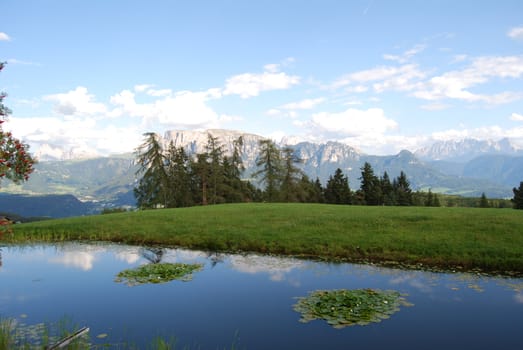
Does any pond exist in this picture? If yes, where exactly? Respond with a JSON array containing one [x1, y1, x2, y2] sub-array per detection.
[[0, 243, 522, 349]]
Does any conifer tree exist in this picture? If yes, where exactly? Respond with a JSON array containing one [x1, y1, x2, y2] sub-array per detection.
[[394, 171, 413, 206], [380, 171, 395, 205], [325, 168, 351, 204], [359, 162, 381, 205], [134, 132, 168, 209], [479, 192, 489, 208], [280, 146, 303, 202], [164, 142, 193, 207], [252, 139, 283, 202], [512, 181, 523, 209], [425, 189, 434, 207]]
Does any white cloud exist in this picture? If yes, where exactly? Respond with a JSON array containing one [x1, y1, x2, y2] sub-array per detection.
[[266, 108, 281, 116], [383, 44, 426, 64], [6, 58, 41, 66], [223, 65, 300, 98], [413, 55, 523, 103], [44, 87, 108, 116], [51, 252, 96, 271], [146, 88, 172, 97], [111, 89, 221, 129], [8, 115, 142, 157], [511, 113, 523, 121], [310, 107, 397, 138], [427, 125, 523, 150], [420, 103, 450, 111], [0, 32, 10, 41], [508, 26, 523, 40], [280, 98, 325, 110], [332, 64, 426, 93], [134, 84, 154, 92]]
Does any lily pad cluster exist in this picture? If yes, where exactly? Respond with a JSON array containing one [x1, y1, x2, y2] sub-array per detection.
[[293, 288, 412, 328], [115, 262, 203, 286]]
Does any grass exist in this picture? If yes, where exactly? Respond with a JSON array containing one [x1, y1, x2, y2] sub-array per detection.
[[0, 316, 240, 349], [5, 203, 523, 275]]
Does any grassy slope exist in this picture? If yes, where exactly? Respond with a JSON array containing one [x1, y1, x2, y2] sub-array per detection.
[[7, 203, 523, 275]]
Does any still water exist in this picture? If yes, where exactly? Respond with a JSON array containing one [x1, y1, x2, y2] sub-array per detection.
[[0, 243, 522, 349]]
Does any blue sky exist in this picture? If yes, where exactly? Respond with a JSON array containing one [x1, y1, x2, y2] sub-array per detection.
[[1, 0, 523, 157]]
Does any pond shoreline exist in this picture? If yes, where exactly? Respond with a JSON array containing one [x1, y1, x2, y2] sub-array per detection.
[[7, 203, 523, 277]]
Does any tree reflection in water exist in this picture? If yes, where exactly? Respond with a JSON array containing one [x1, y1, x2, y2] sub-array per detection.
[[140, 247, 165, 264]]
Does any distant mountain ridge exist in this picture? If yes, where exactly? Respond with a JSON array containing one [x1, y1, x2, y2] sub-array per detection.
[[1, 129, 519, 218], [414, 137, 522, 162]]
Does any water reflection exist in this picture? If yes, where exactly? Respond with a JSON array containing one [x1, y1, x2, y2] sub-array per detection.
[[228, 254, 305, 282], [0, 243, 521, 350], [50, 251, 96, 271], [140, 247, 165, 263]]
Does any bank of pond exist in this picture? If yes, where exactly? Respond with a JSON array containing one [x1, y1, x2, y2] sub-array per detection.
[[7, 204, 523, 275], [0, 243, 521, 349]]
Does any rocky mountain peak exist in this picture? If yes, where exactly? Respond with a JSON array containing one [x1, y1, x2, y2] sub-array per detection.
[[414, 138, 521, 162]]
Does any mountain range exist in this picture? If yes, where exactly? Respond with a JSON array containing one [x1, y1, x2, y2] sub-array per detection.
[[1, 129, 521, 218]]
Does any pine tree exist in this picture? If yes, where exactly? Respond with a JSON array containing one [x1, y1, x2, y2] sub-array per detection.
[[280, 147, 303, 202], [425, 189, 434, 207], [191, 153, 210, 205], [325, 168, 351, 204], [380, 171, 395, 205], [134, 132, 168, 209], [164, 142, 193, 208], [433, 193, 441, 207], [252, 139, 283, 202], [512, 181, 523, 209], [479, 192, 489, 208], [394, 171, 413, 206], [205, 134, 225, 204], [359, 162, 381, 205]]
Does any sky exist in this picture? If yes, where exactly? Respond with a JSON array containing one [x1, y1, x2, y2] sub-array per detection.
[[1, 0, 523, 157]]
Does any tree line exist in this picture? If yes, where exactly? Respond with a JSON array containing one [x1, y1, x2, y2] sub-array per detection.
[[134, 132, 523, 210], [133, 133, 417, 208]]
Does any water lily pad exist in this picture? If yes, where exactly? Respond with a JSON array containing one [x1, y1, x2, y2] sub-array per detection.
[[293, 288, 412, 328], [115, 262, 203, 286]]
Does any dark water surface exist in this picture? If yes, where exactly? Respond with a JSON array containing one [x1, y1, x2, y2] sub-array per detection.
[[0, 243, 521, 349]]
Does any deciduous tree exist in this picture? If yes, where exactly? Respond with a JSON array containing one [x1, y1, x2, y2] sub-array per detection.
[[0, 62, 35, 188]]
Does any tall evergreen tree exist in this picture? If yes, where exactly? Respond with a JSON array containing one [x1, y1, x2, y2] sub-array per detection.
[[221, 136, 247, 202], [433, 193, 441, 207], [191, 152, 210, 205], [325, 168, 351, 204], [359, 162, 381, 205], [380, 171, 395, 206], [394, 171, 413, 206], [280, 146, 303, 202], [425, 188, 434, 207], [134, 132, 168, 209], [479, 192, 489, 208], [512, 181, 523, 209], [295, 175, 316, 203], [252, 139, 283, 202], [205, 134, 225, 204], [164, 142, 193, 208]]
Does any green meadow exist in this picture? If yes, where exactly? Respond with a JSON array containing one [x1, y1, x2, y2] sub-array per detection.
[[7, 203, 523, 275]]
